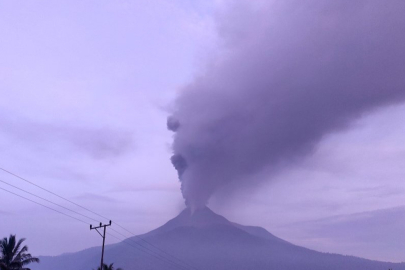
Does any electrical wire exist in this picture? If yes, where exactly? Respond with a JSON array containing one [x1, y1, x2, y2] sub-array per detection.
[[109, 227, 192, 270], [0, 167, 110, 221], [0, 186, 88, 224], [112, 223, 200, 270], [0, 186, 187, 270], [0, 167, 200, 270], [0, 179, 101, 224], [105, 232, 185, 270]]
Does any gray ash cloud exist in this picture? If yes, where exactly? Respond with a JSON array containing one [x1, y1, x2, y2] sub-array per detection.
[[168, 0, 405, 208]]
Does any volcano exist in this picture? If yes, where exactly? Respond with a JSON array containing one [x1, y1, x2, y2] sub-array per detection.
[[34, 207, 405, 270]]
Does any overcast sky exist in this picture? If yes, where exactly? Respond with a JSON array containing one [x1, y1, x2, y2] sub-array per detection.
[[1, 0, 405, 263]]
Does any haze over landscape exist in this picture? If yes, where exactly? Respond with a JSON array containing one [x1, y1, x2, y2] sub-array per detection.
[[31, 207, 405, 270], [1, 0, 405, 268]]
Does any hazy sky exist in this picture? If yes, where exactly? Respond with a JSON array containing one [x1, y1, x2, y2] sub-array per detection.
[[1, 0, 405, 263]]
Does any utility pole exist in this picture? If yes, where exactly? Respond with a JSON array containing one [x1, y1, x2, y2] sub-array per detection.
[[90, 220, 112, 270]]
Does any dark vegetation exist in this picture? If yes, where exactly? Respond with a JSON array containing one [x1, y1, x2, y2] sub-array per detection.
[[0, 235, 39, 270], [94, 263, 122, 270]]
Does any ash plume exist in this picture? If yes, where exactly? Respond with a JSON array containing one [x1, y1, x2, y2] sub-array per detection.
[[168, 0, 405, 209]]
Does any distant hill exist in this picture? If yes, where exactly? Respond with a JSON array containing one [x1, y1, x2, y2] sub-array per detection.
[[32, 207, 405, 270]]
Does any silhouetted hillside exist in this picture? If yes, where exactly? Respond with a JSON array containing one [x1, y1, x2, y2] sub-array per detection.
[[33, 207, 405, 270]]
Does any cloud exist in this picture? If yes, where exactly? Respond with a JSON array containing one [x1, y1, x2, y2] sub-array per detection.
[[0, 210, 12, 216], [168, 0, 405, 208], [286, 206, 405, 262], [0, 113, 133, 159], [74, 192, 118, 203], [109, 183, 180, 193]]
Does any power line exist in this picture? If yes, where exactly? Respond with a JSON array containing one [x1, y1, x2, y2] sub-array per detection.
[[0, 187, 137, 270], [0, 179, 101, 224], [111, 224, 200, 270], [0, 186, 88, 224], [0, 167, 110, 221], [0, 167, 200, 270], [105, 232, 176, 270], [106, 231, 197, 270], [109, 227, 193, 270], [0, 186, 186, 270]]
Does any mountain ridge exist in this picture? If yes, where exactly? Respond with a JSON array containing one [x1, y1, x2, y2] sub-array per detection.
[[33, 207, 405, 270]]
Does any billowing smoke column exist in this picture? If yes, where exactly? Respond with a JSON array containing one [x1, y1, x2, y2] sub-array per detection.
[[168, 0, 405, 209]]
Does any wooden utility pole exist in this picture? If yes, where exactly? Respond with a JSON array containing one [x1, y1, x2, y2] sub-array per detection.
[[90, 220, 112, 270]]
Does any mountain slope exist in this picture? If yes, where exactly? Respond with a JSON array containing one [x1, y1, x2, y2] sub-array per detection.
[[33, 207, 405, 270]]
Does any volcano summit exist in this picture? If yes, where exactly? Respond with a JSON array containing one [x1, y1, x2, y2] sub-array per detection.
[[34, 207, 405, 270]]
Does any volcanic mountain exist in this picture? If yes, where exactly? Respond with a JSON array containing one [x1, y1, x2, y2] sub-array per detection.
[[34, 207, 405, 270]]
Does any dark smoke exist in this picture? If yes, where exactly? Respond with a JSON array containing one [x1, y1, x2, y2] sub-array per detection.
[[168, 0, 405, 209], [167, 116, 180, 132]]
